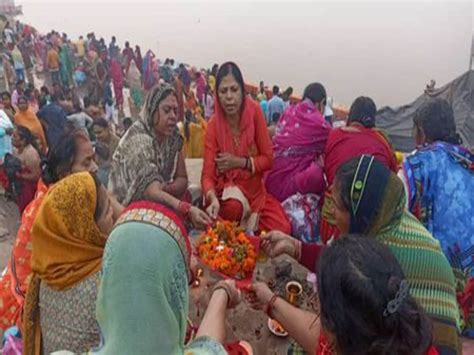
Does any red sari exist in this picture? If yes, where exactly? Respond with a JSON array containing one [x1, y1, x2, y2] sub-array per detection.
[[202, 97, 290, 233], [320, 125, 398, 243]]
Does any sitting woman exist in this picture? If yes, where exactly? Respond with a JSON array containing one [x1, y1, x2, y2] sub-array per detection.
[[202, 62, 290, 233], [262, 155, 461, 353], [401, 98, 474, 337], [248, 236, 437, 354], [93, 200, 241, 354], [14, 95, 48, 153], [265, 82, 330, 202], [321, 96, 397, 242], [109, 83, 211, 228], [0, 129, 100, 332], [23, 172, 116, 354], [11, 126, 42, 213]]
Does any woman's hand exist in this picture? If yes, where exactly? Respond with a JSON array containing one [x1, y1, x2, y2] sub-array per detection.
[[206, 195, 220, 220], [261, 231, 301, 259], [213, 280, 241, 309], [245, 282, 275, 311], [189, 206, 213, 229], [215, 153, 245, 174]]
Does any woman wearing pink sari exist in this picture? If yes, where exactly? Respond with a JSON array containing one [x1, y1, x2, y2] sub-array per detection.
[[266, 83, 330, 202], [265, 83, 330, 242]]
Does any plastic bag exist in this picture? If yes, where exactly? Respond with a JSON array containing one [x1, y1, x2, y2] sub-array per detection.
[[282, 193, 321, 243]]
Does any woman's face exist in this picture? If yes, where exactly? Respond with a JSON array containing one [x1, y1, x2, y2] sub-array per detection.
[[17, 99, 28, 112], [153, 93, 179, 138], [95, 185, 114, 235], [93, 125, 109, 143], [2, 95, 11, 107], [331, 179, 351, 234], [71, 138, 98, 175], [12, 129, 24, 148], [217, 74, 242, 117]]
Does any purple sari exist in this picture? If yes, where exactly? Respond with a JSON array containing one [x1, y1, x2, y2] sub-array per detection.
[[265, 99, 331, 202]]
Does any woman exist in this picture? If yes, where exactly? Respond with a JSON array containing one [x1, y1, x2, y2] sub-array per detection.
[[93, 200, 241, 354], [109, 56, 124, 114], [127, 60, 143, 113], [92, 118, 120, 159], [203, 85, 215, 120], [202, 62, 290, 233], [0, 129, 99, 332], [249, 236, 437, 354], [23, 172, 116, 354], [1, 91, 16, 122], [263, 155, 461, 353], [180, 110, 207, 159], [400, 98, 474, 336], [11, 126, 42, 212], [109, 83, 211, 228], [321, 96, 397, 243], [0, 108, 13, 164], [135, 45, 143, 73], [14, 96, 48, 153], [266, 82, 330, 202], [196, 71, 207, 104]]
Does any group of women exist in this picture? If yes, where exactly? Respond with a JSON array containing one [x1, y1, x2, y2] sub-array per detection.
[[0, 60, 471, 355]]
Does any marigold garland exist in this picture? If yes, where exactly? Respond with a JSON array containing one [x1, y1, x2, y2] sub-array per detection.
[[198, 221, 257, 280]]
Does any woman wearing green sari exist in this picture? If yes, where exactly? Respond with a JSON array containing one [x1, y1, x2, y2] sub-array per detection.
[[59, 43, 73, 88], [93, 200, 240, 354]]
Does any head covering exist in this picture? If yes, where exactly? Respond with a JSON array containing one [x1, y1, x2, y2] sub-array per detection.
[[346, 155, 405, 236], [109, 83, 183, 205], [23, 172, 106, 355], [93, 201, 196, 354]]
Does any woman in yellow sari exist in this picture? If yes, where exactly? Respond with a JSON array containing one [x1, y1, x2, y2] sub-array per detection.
[[23, 172, 116, 355]]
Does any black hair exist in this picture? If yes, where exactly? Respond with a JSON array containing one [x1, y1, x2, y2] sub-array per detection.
[[333, 157, 359, 214], [271, 112, 281, 124], [216, 61, 245, 108], [94, 142, 110, 161], [93, 117, 109, 129], [318, 235, 432, 355], [40, 86, 49, 95], [413, 98, 462, 145], [348, 96, 377, 128], [302, 83, 327, 105], [1, 91, 11, 99], [92, 172, 105, 222], [16, 79, 25, 87], [41, 129, 89, 184], [272, 85, 279, 95], [17, 95, 28, 106], [123, 117, 132, 128], [15, 125, 41, 154]]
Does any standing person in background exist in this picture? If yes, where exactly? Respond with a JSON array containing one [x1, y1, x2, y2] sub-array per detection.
[[324, 97, 333, 125], [47, 44, 60, 85], [256, 81, 267, 102], [75, 35, 86, 60], [134, 45, 143, 73], [59, 40, 73, 88], [11, 79, 25, 108], [67, 102, 94, 137], [208, 63, 218, 92], [267, 85, 285, 126], [2, 52, 16, 92], [108, 36, 119, 59], [1, 91, 16, 122], [122, 41, 134, 74], [196, 71, 207, 104], [281, 86, 293, 109], [109, 56, 124, 115], [11, 45, 25, 83], [202, 62, 290, 233]]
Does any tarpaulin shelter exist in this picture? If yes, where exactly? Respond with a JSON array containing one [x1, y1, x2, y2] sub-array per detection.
[[376, 69, 473, 152]]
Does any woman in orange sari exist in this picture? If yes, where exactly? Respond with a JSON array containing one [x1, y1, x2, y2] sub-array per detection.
[[202, 62, 290, 233], [320, 96, 398, 243], [14, 96, 47, 153], [0, 129, 98, 332]]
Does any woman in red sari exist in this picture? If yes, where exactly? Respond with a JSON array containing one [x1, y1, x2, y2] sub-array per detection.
[[320, 96, 397, 242], [202, 62, 290, 233]]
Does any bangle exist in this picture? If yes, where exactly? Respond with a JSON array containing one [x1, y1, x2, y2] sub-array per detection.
[[178, 201, 191, 218], [266, 294, 278, 318]]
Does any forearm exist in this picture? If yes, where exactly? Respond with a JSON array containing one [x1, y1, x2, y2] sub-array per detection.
[[195, 289, 228, 343], [144, 182, 181, 210], [163, 176, 188, 199], [271, 298, 320, 353]]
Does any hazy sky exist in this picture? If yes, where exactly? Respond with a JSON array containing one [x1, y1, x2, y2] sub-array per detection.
[[18, 0, 473, 107]]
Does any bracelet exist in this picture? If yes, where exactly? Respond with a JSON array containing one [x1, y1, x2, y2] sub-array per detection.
[[266, 294, 278, 318], [178, 201, 191, 218]]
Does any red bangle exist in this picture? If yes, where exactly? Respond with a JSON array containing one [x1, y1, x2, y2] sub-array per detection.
[[266, 294, 278, 318], [178, 201, 191, 218]]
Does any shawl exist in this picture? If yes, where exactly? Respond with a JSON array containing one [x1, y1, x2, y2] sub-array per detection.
[[23, 172, 106, 355], [93, 201, 225, 354], [109, 83, 183, 206], [349, 155, 461, 353], [14, 109, 48, 153]]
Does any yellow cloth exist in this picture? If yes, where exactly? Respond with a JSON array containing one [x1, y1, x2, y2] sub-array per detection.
[[31, 172, 106, 290], [180, 117, 207, 158], [208, 75, 216, 92], [47, 48, 60, 70], [75, 39, 85, 57]]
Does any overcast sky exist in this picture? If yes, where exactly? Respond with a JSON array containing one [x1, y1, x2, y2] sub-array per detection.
[[18, 0, 473, 107]]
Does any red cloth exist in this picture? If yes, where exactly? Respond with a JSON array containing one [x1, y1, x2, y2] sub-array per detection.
[[202, 97, 290, 233], [17, 179, 38, 214], [324, 125, 398, 186], [110, 58, 124, 105], [300, 243, 325, 271]]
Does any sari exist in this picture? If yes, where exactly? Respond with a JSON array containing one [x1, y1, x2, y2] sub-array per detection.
[[14, 109, 48, 153], [93, 201, 226, 354], [348, 155, 461, 354], [127, 61, 143, 109], [109, 58, 124, 106], [265, 99, 330, 202], [401, 142, 474, 336], [320, 124, 397, 243], [109, 84, 183, 206], [202, 97, 290, 233], [23, 172, 107, 355], [0, 180, 48, 331]]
